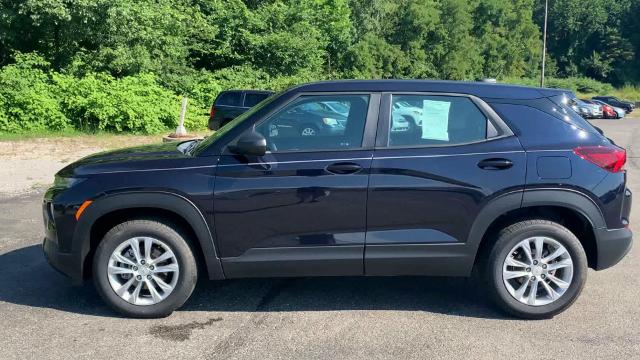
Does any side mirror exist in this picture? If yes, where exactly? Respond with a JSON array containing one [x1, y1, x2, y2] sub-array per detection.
[[229, 131, 267, 156]]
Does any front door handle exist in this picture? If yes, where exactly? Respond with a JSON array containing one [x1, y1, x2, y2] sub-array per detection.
[[478, 158, 513, 170], [325, 162, 363, 175]]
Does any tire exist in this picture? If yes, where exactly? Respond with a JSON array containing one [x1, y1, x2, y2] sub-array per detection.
[[484, 220, 587, 319], [93, 219, 198, 318]]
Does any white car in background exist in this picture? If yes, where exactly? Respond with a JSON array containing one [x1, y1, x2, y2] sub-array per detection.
[[393, 101, 423, 128]]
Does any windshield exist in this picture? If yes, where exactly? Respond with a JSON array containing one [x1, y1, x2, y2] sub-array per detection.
[[193, 92, 281, 155]]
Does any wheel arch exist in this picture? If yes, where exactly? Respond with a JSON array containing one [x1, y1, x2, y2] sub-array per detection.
[[469, 189, 603, 271], [73, 191, 225, 281]]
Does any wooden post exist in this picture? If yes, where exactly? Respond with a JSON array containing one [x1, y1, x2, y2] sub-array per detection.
[[176, 96, 188, 136]]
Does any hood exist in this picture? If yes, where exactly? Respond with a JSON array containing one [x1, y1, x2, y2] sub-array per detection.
[[57, 141, 193, 177]]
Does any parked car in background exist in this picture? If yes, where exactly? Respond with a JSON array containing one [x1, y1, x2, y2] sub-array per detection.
[[570, 99, 594, 118], [393, 100, 423, 129], [591, 99, 625, 119], [592, 96, 635, 113], [208, 90, 274, 130], [319, 101, 350, 117], [44, 80, 632, 320], [390, 112, 411, 133], [270, 100, 347, 137], [579, 99, 603, 118]]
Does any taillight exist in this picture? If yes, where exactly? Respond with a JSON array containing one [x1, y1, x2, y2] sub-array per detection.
[[574, 145, 626, 172], [210, 106, 216, 120]]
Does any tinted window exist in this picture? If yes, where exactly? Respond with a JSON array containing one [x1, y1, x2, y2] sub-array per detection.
[[388, 95, 487, 147], [244, 93, 271, 107], [254, 95, 370, 152], [216, 92, 243, 107], [548, 95, 599, 134]]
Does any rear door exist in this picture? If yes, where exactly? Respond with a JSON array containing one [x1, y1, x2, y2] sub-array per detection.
[[214, 93, 380, 277], [365, 93, 526, 276]]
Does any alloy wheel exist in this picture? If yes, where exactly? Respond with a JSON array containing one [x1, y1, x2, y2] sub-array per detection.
[[301, 127, 317, 136], [107, 237, 180, 305], [502, 236, 574, 306]]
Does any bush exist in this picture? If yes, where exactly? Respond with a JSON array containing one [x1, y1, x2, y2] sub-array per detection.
[[0, 54, 69, 133], [501, 76, 614, 95], [56, 73, 183, 134], [0, 53, 210, 135]]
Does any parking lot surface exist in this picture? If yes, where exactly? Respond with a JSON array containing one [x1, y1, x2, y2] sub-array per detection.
[[1, 118, 639, 359]]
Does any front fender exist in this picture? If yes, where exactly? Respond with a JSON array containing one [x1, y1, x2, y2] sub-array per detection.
[[73, 191, 225, 281]]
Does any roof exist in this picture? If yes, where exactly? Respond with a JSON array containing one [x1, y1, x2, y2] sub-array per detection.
[[291, 80, 571, 100]]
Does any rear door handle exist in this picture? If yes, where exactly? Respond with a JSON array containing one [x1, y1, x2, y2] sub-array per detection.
[[325, 162, 363, 175], [478, 158, 513, 170]]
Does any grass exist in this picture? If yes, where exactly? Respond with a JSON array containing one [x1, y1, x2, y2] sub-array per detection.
[[579, 87, 640, 102], [0, 128, 83, 141]]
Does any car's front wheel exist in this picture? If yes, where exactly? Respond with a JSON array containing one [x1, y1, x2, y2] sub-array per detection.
[[93, 219, 198, 318], [485, 220, 587, 319]]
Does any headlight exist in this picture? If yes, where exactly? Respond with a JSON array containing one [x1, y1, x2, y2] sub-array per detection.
[[322, 118, 339, 126], [53, 176, 84, 188]]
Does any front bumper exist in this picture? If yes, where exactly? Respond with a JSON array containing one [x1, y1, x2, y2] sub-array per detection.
[[43, 237, 84, 285], [594, 227, 633, 270]]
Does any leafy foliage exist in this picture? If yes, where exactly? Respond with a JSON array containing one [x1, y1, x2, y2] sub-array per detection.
[[0, 0, 638, 134], [0, 55, 204, 134]]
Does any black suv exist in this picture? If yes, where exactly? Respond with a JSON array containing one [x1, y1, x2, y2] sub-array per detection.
[[592, 96, 635, 113], [44, 80, 632, 319], [208, 90, 274, 130]]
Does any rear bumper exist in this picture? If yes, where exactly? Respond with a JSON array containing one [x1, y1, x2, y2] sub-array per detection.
[[208, 118, 221, 131], [43, 237, 84, 285], [594, 227, 633, 270]]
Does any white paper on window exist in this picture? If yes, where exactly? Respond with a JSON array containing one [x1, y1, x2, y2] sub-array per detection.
[[421, 100, 450, 141]]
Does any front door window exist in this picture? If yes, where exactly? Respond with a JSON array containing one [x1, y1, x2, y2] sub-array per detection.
[[254, 95, 370, 152]]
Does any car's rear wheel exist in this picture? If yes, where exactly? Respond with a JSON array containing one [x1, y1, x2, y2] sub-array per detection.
[[485, 220, 587, 319], [93, 219, 198, 318]]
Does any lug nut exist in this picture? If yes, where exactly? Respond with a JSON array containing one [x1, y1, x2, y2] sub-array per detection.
[[149, 265, 155, 270], [133, 266, 138, 271], [147, 275, 152, 280], [136, 275, 142, 280], [526, 268, 531, 272], [140, 260, 146, 265], [530, 276, 536, 281], [533, 260, 538, 265], [541, 274, 546, 279], [542, 264, 547, 269]]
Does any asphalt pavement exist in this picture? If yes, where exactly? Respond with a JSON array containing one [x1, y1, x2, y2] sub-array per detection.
[[1, 117, 639, 359]]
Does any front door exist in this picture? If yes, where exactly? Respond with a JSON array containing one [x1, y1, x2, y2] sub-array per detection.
[[214, 93, 379, 278], [365, 93, 526, 276]]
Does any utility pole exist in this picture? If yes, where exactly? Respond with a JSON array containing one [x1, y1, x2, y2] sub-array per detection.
[[540, 0, 549, 87]]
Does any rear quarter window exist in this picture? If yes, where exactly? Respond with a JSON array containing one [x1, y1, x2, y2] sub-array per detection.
[[216, 92, 243, 107], [547, 95, 599, 134]]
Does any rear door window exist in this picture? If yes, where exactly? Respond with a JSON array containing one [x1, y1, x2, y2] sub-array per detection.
[[244, 93, 271, 107], [387, 95, 489, 147], [216, 92, 244, 107]]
